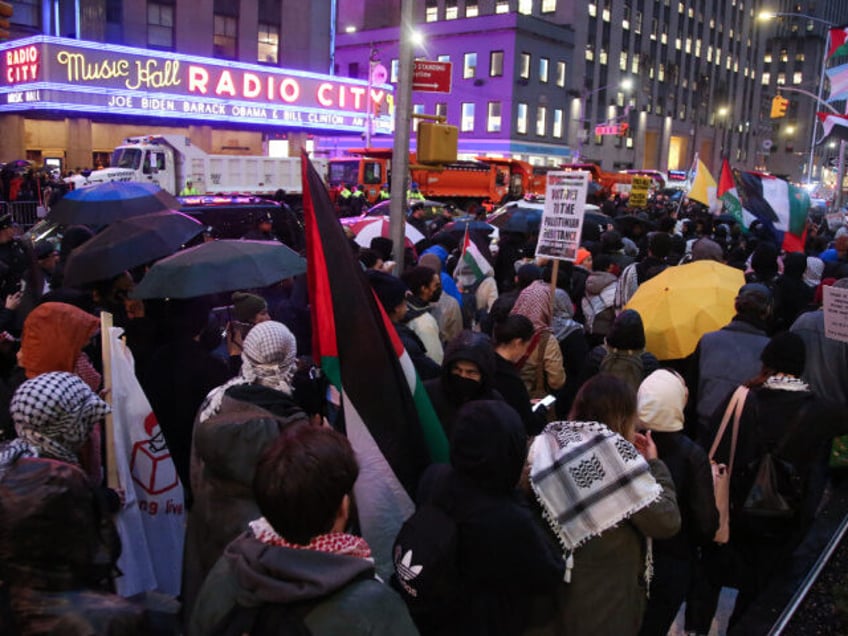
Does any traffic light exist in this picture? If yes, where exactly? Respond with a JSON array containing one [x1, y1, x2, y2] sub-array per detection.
[[770, 95, 789, 119], [417, 122, 458, 165], [0, 1, 12, 41]]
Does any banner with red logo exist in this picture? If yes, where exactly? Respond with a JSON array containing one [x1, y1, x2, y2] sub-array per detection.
[[107, 326, 185, 598]]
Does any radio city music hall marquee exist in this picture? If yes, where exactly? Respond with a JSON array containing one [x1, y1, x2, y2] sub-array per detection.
[[0, 36, 394, 134]]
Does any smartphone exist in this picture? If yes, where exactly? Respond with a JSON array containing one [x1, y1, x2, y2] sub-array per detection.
[[532, 394, 557, 412]]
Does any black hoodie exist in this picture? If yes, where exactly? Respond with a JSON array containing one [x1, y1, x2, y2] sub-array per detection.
[[417, 401, 564, 636], [424, 330, 502, 439]]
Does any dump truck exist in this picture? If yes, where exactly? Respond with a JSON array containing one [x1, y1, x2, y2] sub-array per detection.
[[65, 135, 328, 204], [327, 149, 544, 208]]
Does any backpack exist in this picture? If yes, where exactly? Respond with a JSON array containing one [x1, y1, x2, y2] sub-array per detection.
[[391, 503, 463, 620], [599, 346, 644, 394], [581, 284, 616, 336]]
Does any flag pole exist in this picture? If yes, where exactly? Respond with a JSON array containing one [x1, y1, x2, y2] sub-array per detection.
[[100, 311, 119, 489]]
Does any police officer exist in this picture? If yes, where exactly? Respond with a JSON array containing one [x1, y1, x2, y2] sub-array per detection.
[[378, 183, 391, 201], [350, 184, 366, 215], [180, 179, 200, 196], [242, 212, 280, 242], [407, 182, 425, 201], [0, 213, 29, 299]]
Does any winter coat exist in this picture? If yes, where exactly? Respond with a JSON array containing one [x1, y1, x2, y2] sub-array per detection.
[[405, 296, 444, 365], [189, 532, 417, 636], [492, 354, 547, 437], [581, 271, 618, 336], [0, 458, 148, 635], [533, 460, 680, 636], [791, 309, 848, 406], [686, 318, 770, 440], [651, 431, 718, 559], [416, 401, 564, 636], [705, 382, 848, 543], [182, 388, 310, 627], [397, 323, 441, 381], [517, 331, 566, 399]]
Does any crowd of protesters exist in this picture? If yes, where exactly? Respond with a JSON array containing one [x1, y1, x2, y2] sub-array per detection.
[[0, 180, 846, 636]]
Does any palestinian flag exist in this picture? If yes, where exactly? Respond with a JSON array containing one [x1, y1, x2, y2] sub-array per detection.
[[826, 63, 848, 102], [734, 170, 809, 253], [717, 158, 746, 229], [301, 152, 448, 579], [453, 226, 490, 285], [817, 112, 848, 143], [828, 26, 848, 60]]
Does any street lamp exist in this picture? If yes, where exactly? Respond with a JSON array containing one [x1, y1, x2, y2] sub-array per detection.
[[758, 10, 832, 185], [572, 77, 633, 164], [717, 106, 731, 158]]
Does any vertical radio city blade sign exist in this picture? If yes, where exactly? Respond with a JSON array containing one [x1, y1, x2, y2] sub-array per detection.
[[412, 60, 452, 93], [0, 36, 395, 134]]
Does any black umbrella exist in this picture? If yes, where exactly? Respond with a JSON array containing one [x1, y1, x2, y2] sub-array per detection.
[[488, 206, 542, 234], [131, 239, 307, 299], [439, 218, 496, 235], [49, 181, 180, 226], [63, 210, 205, 287]]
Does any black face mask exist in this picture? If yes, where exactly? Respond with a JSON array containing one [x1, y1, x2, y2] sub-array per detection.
[[444, 373, 483, 405], [430, 287, 443, 303]]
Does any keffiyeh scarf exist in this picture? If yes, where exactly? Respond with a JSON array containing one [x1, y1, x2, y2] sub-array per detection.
[[530, 420, 661, 582], [199, 321, 298, 423], [2, 371, 110, 468], [249, 517, 373, 561]]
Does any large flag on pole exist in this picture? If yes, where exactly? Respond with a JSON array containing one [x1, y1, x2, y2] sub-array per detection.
[[826, 63, 848, 102], [817, 112, 848, 143], [687, 157, 718, 211], [828, 26, 848, 60], [717, 158, 746, 228], [301, 152, 448, 580], [734, 170, 809, 253]]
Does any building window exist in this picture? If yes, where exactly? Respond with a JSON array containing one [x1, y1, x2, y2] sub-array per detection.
[[556, 61, 566, 86], [541, 0, 557, 12], [213, 14, 237, 60], [517, 103, 528, 134], [539, 57, 549, 83], [425, 0, 438, 22], [585, 46, 594, 62], [589, 3, 597, 17], [761, 72, 770, 85], [258, 22, 279, 64], [536, 106, 547, 136], [446, 0, 458, 19], [553, 108, 563, 137], [461, 102, 475, 132], [793, 71, 803, 84], [619, 51, 628, 70], [520, 52, 531, 79], [463, 52, 477, 79], [13, 0, 41, 28], [487, 102, 502, 132], [436, 102, 447, 118], [147, 2, 174, 50], [519, 0, 533, 14], [438, 54, 451, 63], [348, 62, 360, 79], [466, 3, 479, 17], [495, 0, 510, 13], [490, 51, 504, 77]]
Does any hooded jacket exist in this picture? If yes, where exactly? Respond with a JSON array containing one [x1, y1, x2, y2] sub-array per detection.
[[417, 401, 564, 636], [189, 532, 417, 636], [424, 331, 502, 439]]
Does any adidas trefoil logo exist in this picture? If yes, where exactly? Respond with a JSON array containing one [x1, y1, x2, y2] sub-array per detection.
[[395, 548, 423, 597]]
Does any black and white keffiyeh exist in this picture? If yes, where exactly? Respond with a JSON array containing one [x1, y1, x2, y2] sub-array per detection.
[[199, 320, 298, 423], [2, 371, 110, 467], [530, 420, 661, 579]]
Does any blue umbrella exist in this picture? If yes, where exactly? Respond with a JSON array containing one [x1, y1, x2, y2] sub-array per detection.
[[49, 181, 180, 226], [440, 217, 496, 235], [489, 206, 542, 234]]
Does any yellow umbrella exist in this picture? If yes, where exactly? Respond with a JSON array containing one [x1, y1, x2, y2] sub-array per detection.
[[624, 260, 745, 360]]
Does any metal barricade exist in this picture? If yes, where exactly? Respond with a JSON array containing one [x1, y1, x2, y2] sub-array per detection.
[[0, 200, 44, 231]]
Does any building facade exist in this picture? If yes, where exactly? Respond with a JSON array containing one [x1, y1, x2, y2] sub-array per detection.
[[0, 0, 356, 172], [337, 0, 771, 177], [758, 1, 848, 186]]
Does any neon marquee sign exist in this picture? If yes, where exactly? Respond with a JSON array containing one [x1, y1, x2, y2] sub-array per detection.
[[0, 36, 394, 134]]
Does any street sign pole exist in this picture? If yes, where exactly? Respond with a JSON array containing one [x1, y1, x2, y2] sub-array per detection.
[[390, 0, 414, 270]]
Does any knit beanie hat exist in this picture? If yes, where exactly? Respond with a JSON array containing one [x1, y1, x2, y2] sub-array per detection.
[[760, 331, 805, 377], [637, 369, 687, 433], [232, 292, 268, 323], [691, 237, 724, 262], [366, 270, 408, 313]]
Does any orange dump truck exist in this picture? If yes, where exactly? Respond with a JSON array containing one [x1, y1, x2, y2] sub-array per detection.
[[327, 149, 544, 208]]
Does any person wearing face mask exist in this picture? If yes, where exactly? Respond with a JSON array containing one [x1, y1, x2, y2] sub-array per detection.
[[491, 314, 548, 437], [424, 330, 503, 441], [401, 265, 444, 365]]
